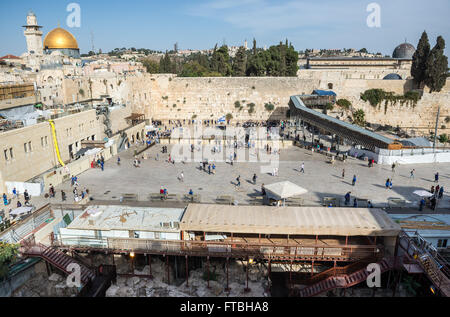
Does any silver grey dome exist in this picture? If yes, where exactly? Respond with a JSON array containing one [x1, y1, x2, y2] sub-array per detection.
[[393, 43, 415, 59]]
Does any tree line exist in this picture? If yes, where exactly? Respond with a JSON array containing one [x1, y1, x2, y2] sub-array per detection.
[[411, 31, 449, 92], [142, 39, 299, 77]]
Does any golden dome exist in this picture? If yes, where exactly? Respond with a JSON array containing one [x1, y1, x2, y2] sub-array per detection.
[[43, 27, 79, 50]]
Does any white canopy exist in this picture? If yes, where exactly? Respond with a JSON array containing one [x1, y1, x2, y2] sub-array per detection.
[[264, 181, 308, 200], [413, 190, 434, 197], [9, 207, 33, 217]]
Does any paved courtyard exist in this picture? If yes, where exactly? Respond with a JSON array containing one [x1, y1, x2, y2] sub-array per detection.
[[38, 143, 450, 210]]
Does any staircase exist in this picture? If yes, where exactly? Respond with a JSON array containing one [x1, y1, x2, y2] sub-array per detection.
[[399, 231, 450, 297], [21, 241, 95, 285], [294, 257, 395, 297], [418, 254, 450, 297]]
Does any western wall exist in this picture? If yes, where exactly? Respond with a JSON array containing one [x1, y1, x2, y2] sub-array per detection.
[[62, 72, 450, 136]]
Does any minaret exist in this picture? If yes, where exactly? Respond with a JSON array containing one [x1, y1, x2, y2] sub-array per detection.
[[23, 11, 43, 55]]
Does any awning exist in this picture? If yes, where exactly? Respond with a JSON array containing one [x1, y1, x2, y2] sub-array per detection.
[[264, 181, 308, 200], [180, 204, 401, 237]]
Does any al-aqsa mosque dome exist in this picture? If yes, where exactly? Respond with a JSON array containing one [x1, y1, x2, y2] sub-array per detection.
[[43, 27, 80, 58]]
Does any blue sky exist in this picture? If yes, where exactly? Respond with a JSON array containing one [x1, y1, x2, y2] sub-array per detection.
[[1, 0, 449, 56]]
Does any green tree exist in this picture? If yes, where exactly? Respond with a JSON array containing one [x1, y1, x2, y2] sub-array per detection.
[[142, 59, 160, 73], [353, 109, 366, 127], [439, 134, 449, 144], [359, 48, 368, 53], [0, 243, 19, 280], [159, 52, 175, 73], [232, 47, 247, 76], [210, 45, 232, 76], [411, 31, 431, 87], [424, 36, 449, 92]]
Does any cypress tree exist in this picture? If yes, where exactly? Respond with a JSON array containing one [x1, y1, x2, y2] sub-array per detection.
[[411, 31, 430, 87], [424, 36, 449, 93], [232, 47, 247, 76]]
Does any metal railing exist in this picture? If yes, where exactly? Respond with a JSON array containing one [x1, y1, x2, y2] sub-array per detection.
[[53, 235, 382, 261]]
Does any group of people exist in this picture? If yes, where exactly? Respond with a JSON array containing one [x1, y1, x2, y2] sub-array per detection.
[[160, 186, 169, 200], [91, 155, 105, 171], [199, 161, 216, 175]]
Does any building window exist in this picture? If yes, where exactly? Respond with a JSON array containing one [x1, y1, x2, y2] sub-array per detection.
[[328, 83, 333, 89], [9, 148, 14, 159], [24, 142, 32, 153], [438, 239, 448, 248], [3, 149, 8, 161]]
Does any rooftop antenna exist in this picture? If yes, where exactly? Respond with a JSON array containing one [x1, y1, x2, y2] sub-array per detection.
[[90, 30, 95, 54]]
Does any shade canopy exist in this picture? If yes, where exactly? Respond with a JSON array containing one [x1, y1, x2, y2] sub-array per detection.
[[413, 190, 434, 197], [9, 207, 33, 217], [264, 181, 308, 200]]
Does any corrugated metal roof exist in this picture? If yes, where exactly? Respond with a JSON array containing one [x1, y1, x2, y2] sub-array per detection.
[[291, 95, 394, 145], [180, 204, 401, 237]]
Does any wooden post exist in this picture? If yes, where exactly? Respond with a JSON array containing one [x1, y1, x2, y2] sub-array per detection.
[[206, 256, 210, 289], [311, 260, 314, 277], [244, 257, 250, 292], [225, 257, 230, 292], [185, 255, 189, 288], [334, 261, 337, 276], [148, 254, 152, 277], [345, 235, 348, 246], [289, 259, 293, 290], [166, 255, 170, 285]]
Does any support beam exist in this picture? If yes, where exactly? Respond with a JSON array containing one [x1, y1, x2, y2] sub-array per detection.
[[206, 256, 210, 289], [185, 255, 189, 288], [225, 257, 230, 292], [166, 255, 170, 285], [244, 257, 250, 292]]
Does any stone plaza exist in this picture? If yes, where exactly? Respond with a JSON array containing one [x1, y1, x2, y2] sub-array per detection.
[[32, 142, 450, 211]]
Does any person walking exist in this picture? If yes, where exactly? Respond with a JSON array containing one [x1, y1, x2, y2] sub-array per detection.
[[345, 192, 351, 206], [179, 171, 184, 183], [12, 187, 17, 199], [431, 186, 435, 195], [61, 190, 66, 202], [410, 169, 415, 179], [212, 163, 216, 175], [24, 190, 30, 204], [353, 198, 358, 208], [438, 186, 444, 199], [435, 172, 439, 183], [391, 162, 396, 173], [208, 164, 211, 175], [117, 157, 121, 166], [49, 184, 55, 198], [236, 176, 241, 187], [435, 185, 440, 197], [385, 179, 390, 189], [100, 160, 104, 171], [352, 175, 357, 186], [342, 169, 345, 179], [419, 198, 425, 212], [300, 163, 305, 174], [253, 173, 257, 185], [389, 179, 393, 190]]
